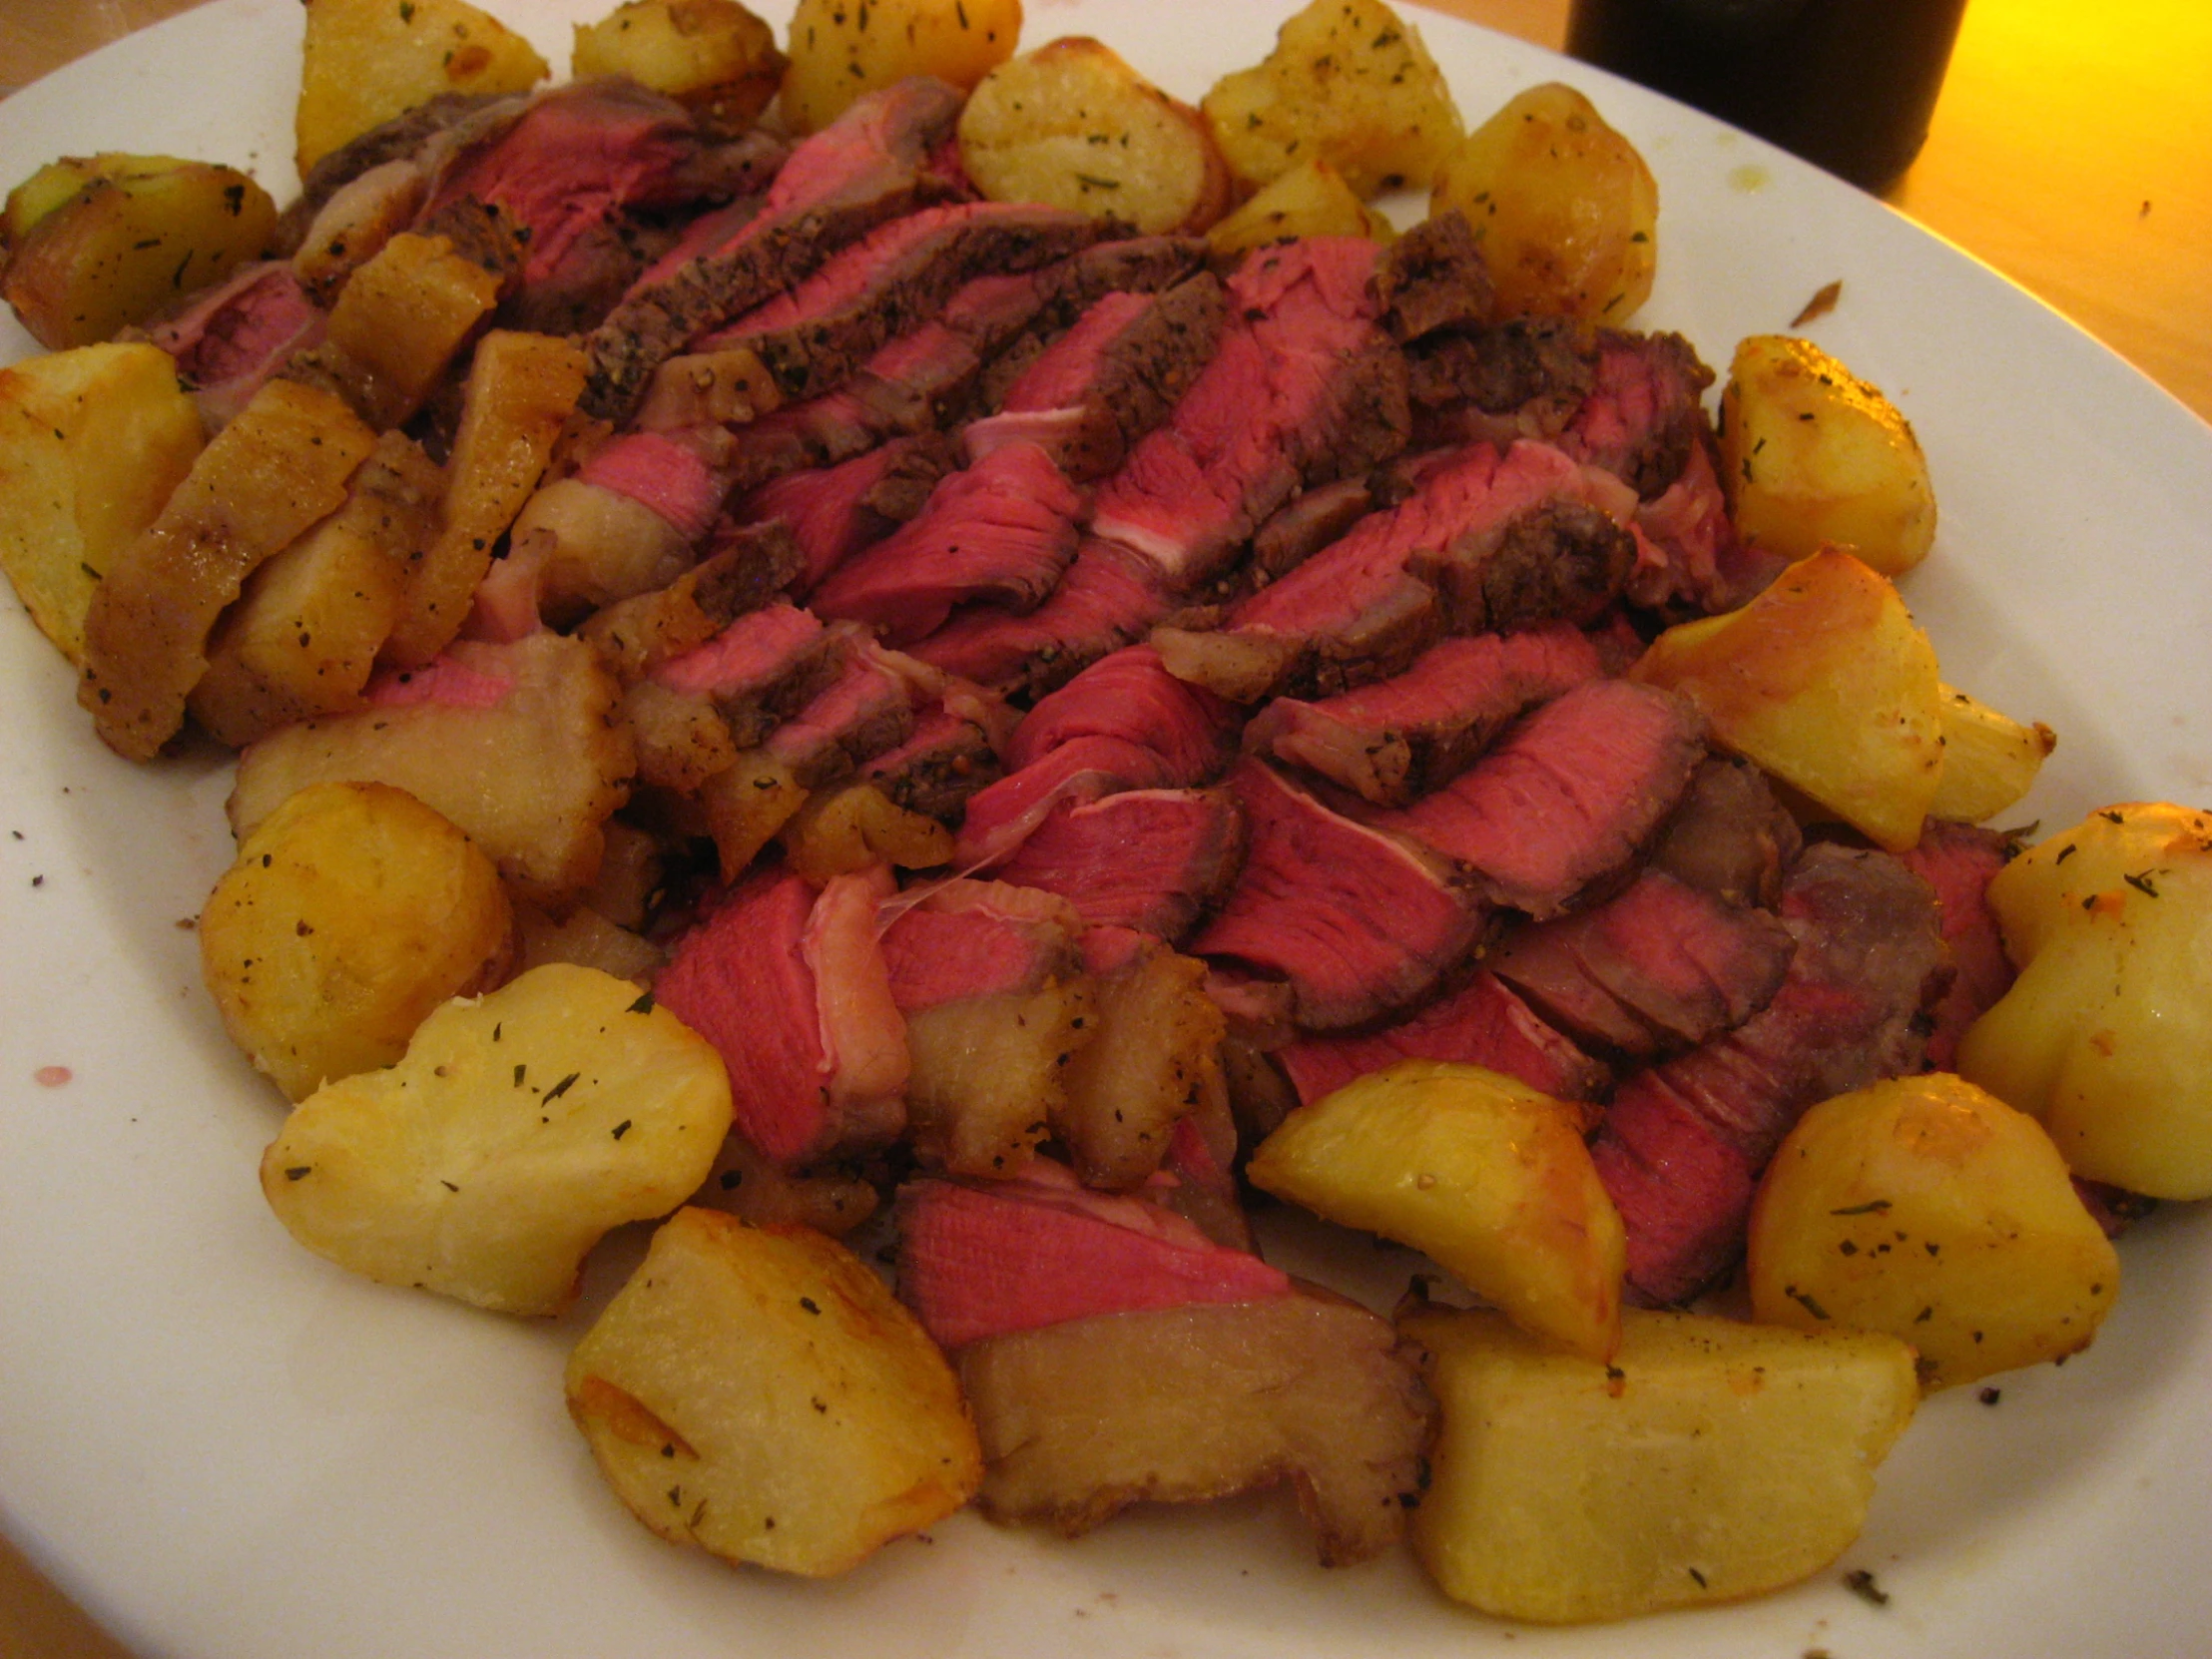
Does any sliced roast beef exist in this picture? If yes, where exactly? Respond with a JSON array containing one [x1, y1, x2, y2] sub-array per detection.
[[1591, 842, 1949, 1304], [575, 428, 728, 544], [858, 677, 1013, 821], [1191, 760, 1483, 1031], [143, 262, 325, 429], [1243, 623, 1602, 806], [963, 273, 1227, 482], [694, 200, 1105, 398], [582, 78, 965, 421], [740, 433, 955, 594], [1490, 869, 1797, 1059], [1276, 969, 1610, 1107], [576, 520, 807, 684], [1375, 210, 1493, 341], [993, 788, 1247, 940], [273, 91, 511, 256], [1248, 476, 1381, 582], [1372, 678, 1707, 919], [1648, 755, 1803, 910], [1556, 330, 1715, 501], [1161, 439, 1637, 704], [1895, 820, 2017, 1070], [765, 634, 927, 786], [879, 877, 1081, 1012], [1006, 643, 1240, 782], [655, 866, 906, 1163], [907, 536, 1172, 696], [1406, 315, 1599, 449], [952, 733, 1180, 867], [896, 1167, 1293, 1350], [649, 599, 836, 744], [809, 440, 1086, 643], [1089, 238, 1407, 590]]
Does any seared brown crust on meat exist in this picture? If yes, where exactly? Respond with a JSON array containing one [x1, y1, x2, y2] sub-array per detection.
[[580, 521, 808, 685], [1407, 315, 1599, 435], [271, 92, 517, 257], [1377, 210, 1493, 341]]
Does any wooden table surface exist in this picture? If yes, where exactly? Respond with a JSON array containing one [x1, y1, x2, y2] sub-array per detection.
[[0, 1, 2206, 1653]]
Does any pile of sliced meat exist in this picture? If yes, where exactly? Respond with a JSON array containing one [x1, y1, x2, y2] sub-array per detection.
[[182, 74, 2028, 1556]]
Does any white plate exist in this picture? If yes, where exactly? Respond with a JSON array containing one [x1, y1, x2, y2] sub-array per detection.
[[3, 3, 2209, 1655]]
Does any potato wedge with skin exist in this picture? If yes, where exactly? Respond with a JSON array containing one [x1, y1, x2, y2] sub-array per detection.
[[782, 0, 1020, 136], [1720, 334, 1936, 576], [566, 1208, 979, 1575], [1630, 547, 1943, 852], [229, 632, 633, 908], [1202, 0, 1462, 198], [960, 1293, 1432, 1566], [958, 39, 1231, 237], [1, 156, 276, 350], [573, 0, 787, 135], [315, 231, 508, 431], [1431, 82, 1655, 322], [190, 430, 442, 747], [79, 377, 377, 761], [383, 329, 588, 669], [1248, 1060, 1623, 1363], [296, 0, 549, 176], [1957, 804, 2212, 1199], [266, 965, 731, 1315], [1749, 1074, 2118, 1390], [203, 781, 513, 1101], [0, 341, 203, 667], [1206, 158, 1393, 259], [1930, 683, 2055, 824], [1400, 1306, 1918, 1624], [1054, 940, 1226, 1191]]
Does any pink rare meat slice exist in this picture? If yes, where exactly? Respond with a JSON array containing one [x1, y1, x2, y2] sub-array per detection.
[[655, 866, 908, 1164], [907, 535, 1171, 696], [878, 877, 1081, 1013], [1371, 678, 1707, 919], [764, 635, 923, 786], [145, 262, 325, 428], [952, 733, 1180, 867], [1276, 969, 1610, 1107], [896, 1164, 1293, 1349], [1894, 820, 2017, 1070], [1006, 643, 1240, 780], [992, 788, 1247, 941], [809, 440, 1085, 644], [1191, 759, 1483, 1031], [739, 434, 952, 594], [574, 430, 727, 543]]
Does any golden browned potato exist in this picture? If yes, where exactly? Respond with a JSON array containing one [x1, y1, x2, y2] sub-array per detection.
[[1929, 683, 2055, 824], [567, 1208, 980, 1574], [201, 781, 513, 1101], [1400, 1305, 1919, 1623], [265, 965, 732, 1314], [315, 230, 508, 431], [1748, 1074, 2119, 1390], [1957, 804, 2212, 1200], [1205, 157, 1393, 258], [1431, 82, 1656, 322], [1201, 0, 1461, 197], [959, 1293, 1432, 1566], [1719, 334, 1936, 575], [957, 38, 1232, 236], [698, 749, 808, 878], [777, 781, 954, 881], [1630, 547, 1944, 852], [79, 377, 378, 761], [573, 0, 787, 134], [1053, 941, 1225, 1190], [511, 900, 665, 984], [189, 430, 443, 748], [692, 1134, 879, 1237], [905, 979, 1095, 1177], [782, 0, 1020, 135], [296, 0, 549, 176], [0, 155, 276, 349], [382, 329, 588, 669], [1249, 1060, 1623, 1364], [0, 342, 203, 666], [228, 632, 634, 908]]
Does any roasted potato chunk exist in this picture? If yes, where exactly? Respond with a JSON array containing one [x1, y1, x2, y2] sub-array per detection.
[[265, 965, 732, 1314], [1431, 82, 1656, 322], [778, 782, 954, 881], [202, 781, 512, 1101], [296, 0, 549, 176], [0, 341, 203, 666], [1, 155, 276, 349], [1720, 334, 1936, 576], [567, 1208, 980, 1574], [1749, 1074, 2119, 1390], [1206, 158, 1392, 258], [1249, 1060, 1623, 1363], [1631, 548, 1944, 852], [905, 979, 1095, 1177], [512, 900, 665, 984], [228, 632, 634, 908], [573, 0, 787, 134], [782, 0, 1018, 135], [958, 38, 1232, 236], [1958, 804, 2212, 1199], [1929, 683, 2055, 824], [189, 430, 442, 748], [1202, 0, 1461, 197], [959, 1293, 1432, 1566], [698, 749, 808, 879], [1400, 1306, 1918, 1623], [694, 1135, 879, 1238], [315, 230, 507, 431], [79, 378, 378, 761], [1054, 941, 1225, 1191]]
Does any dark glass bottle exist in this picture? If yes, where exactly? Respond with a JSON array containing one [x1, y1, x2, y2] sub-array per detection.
[[1565, 0, 1970, 195]]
